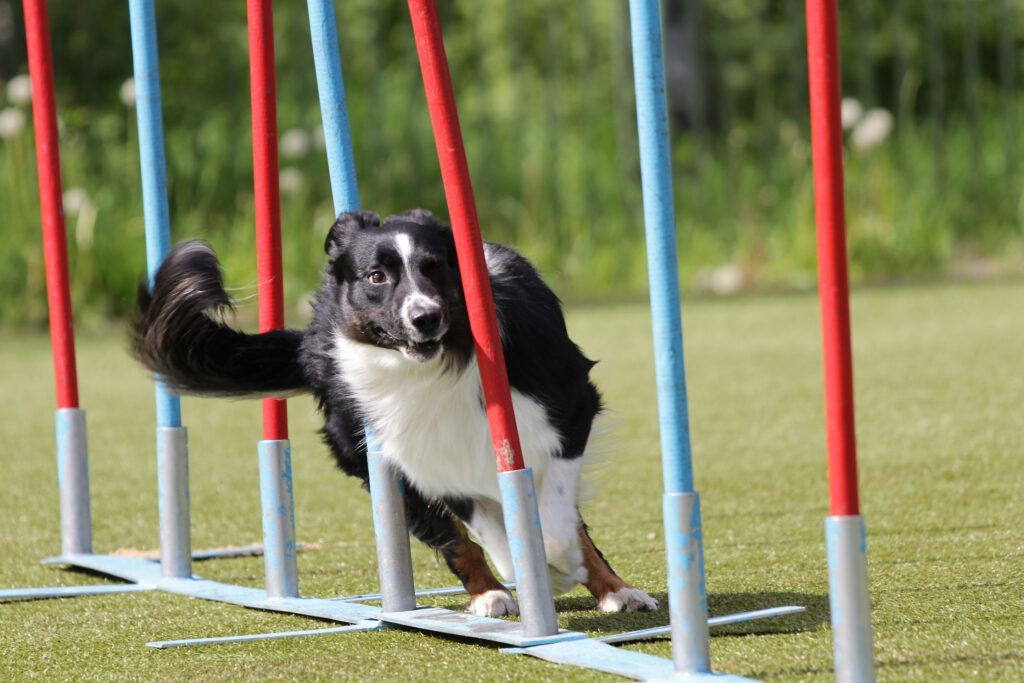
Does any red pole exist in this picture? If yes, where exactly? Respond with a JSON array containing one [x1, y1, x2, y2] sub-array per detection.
[[23, 0, 79, 410], [805, 0, 859, 516], [246, 0, 287, 441], [407, 0, 524, 473]]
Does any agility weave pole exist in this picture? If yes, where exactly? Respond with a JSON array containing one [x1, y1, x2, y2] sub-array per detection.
[[306, 0, 416, 615], [7, 1, 807, 677], [805, 1, 876, 680], [21, 0, 92, 565], [406, 0, 560, 639], [629, 0, 711, 674]]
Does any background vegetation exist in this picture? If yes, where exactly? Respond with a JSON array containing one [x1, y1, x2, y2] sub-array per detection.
[[0, 0, 1022, 325]]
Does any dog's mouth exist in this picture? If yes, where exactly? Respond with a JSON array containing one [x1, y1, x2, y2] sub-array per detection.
[[401, 339, 442, 362], [371, 327, 443, 362]]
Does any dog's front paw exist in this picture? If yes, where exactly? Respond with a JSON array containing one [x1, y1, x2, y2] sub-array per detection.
[[597, 586, 659, 613], [468, 588, 520, 617]]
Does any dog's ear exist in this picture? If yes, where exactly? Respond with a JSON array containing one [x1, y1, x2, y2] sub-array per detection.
[[442, 225, 459, 269], [324, 210, 381, 260], [384, 208, 441, 229]]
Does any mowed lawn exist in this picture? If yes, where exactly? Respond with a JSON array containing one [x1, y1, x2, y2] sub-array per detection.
[[1, 279, 1022, 681]]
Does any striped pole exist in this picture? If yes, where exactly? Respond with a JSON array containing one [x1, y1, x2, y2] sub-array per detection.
[[628, 0, 711, 674], [128, 0, 193, 580], [407, 0, 558, 637], [23, 0, 92, 558], [247, 0, 297, 600], [805, 1, 875, 680], [306, 0, 416, 613]]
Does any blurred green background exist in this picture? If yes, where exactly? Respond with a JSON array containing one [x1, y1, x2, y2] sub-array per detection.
[[0, 0, 1021, 326]]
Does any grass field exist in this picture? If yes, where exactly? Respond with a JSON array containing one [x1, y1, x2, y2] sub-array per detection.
[[2, 279, 1022, 681]]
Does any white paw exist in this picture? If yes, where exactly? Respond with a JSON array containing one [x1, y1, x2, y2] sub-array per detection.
[[597, 586, 659, 613], [468, 588, 520, 617]]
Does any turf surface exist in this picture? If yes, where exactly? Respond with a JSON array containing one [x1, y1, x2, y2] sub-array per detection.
[[2, 280, 1022, 681]]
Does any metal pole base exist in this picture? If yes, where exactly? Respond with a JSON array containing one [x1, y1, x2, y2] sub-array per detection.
[[158, 425, 192, 578], [56, 408, 92, 556], [662, 491, 711, 674], [497, 468, 558, 638], [826, 515, 875, 682], [367, 444, 416, 613], [259, 439, 298, 599]]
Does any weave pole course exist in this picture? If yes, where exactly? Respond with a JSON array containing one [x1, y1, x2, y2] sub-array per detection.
[[5, 1, 817, 678], [805, 1, 876, 680]]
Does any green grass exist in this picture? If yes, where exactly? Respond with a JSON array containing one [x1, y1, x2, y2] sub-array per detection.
[[2, 280, 1023, 681]]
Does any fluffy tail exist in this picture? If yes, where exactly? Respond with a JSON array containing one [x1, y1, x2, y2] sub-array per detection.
[[132, 241, 308, 397]]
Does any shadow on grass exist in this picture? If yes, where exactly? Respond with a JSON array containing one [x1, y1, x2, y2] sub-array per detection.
[[557, 591, 829, 638]]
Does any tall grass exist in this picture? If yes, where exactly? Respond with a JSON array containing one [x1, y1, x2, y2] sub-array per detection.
[[0, 1, 1021, 326]]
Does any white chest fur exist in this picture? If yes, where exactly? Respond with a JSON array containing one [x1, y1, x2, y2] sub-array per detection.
[[331, 333, 564, 501]]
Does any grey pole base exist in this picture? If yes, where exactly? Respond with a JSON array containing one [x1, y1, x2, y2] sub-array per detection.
[[367, 448, 416, 613], [497, 468, 558, 638], [259, 439, 299, 599], [56, 408, 92, 556], [158, 426, 191, 579], [826, 515, 875, 682]]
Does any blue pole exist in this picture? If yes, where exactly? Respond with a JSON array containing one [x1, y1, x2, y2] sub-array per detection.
[[306, 0, 416, 612], [628, 0, 710, 673], [306, 0, 360, 213], [128, 0, 192, 579]]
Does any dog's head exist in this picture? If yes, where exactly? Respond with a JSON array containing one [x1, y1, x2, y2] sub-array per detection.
[[324, 209, 465, 363]]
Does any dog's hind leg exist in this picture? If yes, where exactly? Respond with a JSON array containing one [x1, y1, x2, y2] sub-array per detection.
[[579, 522, 659, 612]]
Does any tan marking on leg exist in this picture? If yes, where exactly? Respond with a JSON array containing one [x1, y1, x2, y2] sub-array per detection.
[[445, 520, 507, 599], [579, 523, 629, 601]]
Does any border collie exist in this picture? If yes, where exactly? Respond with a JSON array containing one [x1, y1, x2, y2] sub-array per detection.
[[133, 208, 657, 617]]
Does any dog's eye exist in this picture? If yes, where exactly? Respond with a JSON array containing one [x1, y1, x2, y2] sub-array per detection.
[[367, 271, 388, 284]]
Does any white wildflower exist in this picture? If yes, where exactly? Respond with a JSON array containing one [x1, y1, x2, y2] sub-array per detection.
[[279, 128, 311, 159], [63, 187, 90, 214], [119, 78, 136, 107], [710, 264, 744, 295], [840, 97, 863, 131], [851, 108, 894, 150], [0, 106, 26, 139], [279, 166, 306, 196], [697, 264, 744, 295], [63, 188, 97, 251], [6, 74, 31, 105]]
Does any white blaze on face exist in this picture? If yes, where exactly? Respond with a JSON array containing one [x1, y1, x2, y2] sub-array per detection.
[[394, 232, 438, 340]]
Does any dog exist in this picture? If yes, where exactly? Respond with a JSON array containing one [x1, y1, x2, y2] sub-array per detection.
[[132, 208, 657, 617]]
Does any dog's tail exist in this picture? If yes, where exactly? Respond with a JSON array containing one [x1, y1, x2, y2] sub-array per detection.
[[132, 241, 308, 397]]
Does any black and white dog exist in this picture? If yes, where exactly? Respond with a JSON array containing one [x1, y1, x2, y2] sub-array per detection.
[[133, 208, 656, 617]]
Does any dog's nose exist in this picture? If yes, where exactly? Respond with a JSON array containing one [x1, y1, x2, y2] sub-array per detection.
[[410, 307, 443, 336]]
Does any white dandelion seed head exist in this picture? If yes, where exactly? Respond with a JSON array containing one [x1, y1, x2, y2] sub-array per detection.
[[851, 108, 894, 150], [841, 97, 863, 131], [6, 74, 32, 106], [119, 77, 136, 107], [279, 128, 311, 160], [0, 106, 26, 139], [63, 187, 90, 214], [279, 167, 306, 196]]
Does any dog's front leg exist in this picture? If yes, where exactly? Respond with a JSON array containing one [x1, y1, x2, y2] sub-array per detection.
[[455, 502, 520, 617]]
